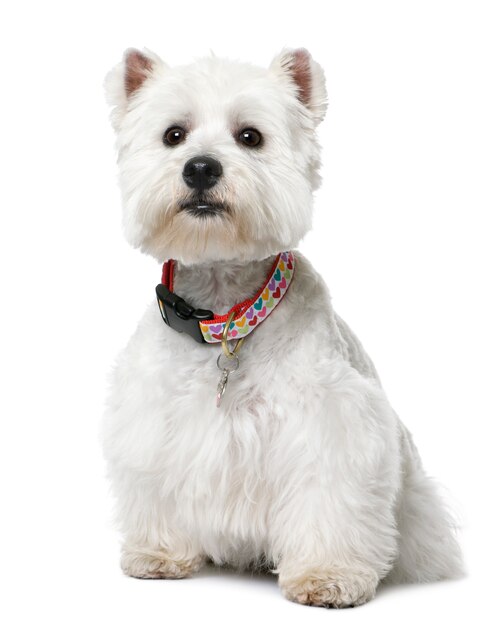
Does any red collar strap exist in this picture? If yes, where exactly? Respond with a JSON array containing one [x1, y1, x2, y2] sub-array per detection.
[[156, 252, 295, 344]]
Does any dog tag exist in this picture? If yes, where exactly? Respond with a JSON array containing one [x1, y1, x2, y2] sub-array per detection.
[[216, 369, 230, 407], [216, 353, 240, 407]]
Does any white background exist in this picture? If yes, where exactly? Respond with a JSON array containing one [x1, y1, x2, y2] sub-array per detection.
[[1, 1, 493, 624]]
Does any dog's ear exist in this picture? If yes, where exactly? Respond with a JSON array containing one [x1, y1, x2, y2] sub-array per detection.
[[104, 48, 166, 130], [269, 48, 327, 125]]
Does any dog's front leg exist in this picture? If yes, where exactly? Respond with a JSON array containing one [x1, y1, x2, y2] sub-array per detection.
[[112, 469, 205, 579], [271, 373, 401, 607], [274, 479, 397, 608]]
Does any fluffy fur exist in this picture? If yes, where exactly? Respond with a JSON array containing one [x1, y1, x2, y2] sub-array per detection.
[[102, 48, 463, 608]]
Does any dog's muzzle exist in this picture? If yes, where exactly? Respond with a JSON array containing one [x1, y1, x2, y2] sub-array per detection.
[[181, 156, 225, 216]]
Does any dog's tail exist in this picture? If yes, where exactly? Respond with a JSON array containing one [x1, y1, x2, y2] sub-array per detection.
[[386, 424, 464, 583]]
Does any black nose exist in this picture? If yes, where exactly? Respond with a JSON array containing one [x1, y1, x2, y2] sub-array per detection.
[[182, 156, 223, 191]]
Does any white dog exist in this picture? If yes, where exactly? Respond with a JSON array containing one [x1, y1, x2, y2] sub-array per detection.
[[102, 48, 463, 607]]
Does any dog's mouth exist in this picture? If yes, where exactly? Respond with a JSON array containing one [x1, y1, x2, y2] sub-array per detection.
[[179, 199, 229, 218]]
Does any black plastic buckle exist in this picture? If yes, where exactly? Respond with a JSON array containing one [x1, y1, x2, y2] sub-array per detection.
[[156, 284, 213, 344]]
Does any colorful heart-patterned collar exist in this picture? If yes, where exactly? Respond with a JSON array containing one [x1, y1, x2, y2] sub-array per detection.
[[156, 252, 295, 344]]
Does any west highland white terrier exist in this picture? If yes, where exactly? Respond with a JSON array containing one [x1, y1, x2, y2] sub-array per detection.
[[102, 48, 463, 607]]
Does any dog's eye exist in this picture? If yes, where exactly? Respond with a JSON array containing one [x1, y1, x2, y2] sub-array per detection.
[[238, 128, 262, 148], [163, 126, 187, 146]]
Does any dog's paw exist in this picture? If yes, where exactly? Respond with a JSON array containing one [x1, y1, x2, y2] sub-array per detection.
[[121, 546, 205, 579], [279, 565, 379, 608]]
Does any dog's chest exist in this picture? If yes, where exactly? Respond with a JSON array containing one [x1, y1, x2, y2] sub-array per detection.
[[150, 320, 296, 532], [160, 356, 279, 544], [121, 259, 337, 546]]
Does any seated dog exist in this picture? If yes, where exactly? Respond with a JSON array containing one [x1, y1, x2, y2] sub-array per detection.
[[102, 48, 462, 607]]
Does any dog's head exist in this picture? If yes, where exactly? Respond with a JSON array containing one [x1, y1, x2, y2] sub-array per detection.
[[105, 48, 327, 264]]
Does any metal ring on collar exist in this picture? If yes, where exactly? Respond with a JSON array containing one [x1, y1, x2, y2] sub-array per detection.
[[221, 310, 245, 358]]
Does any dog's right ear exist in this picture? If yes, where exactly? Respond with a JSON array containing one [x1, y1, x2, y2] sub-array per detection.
[[104, 48, 166, 130]]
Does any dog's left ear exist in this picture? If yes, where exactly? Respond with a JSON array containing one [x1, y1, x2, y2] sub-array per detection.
[[270, 48, 327, 125]]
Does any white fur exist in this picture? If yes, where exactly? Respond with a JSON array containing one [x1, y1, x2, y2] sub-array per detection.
[[102, 49, 463, 607]]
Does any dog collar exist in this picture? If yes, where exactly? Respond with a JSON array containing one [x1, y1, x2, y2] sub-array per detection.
[[156, 251, 295, 344]]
